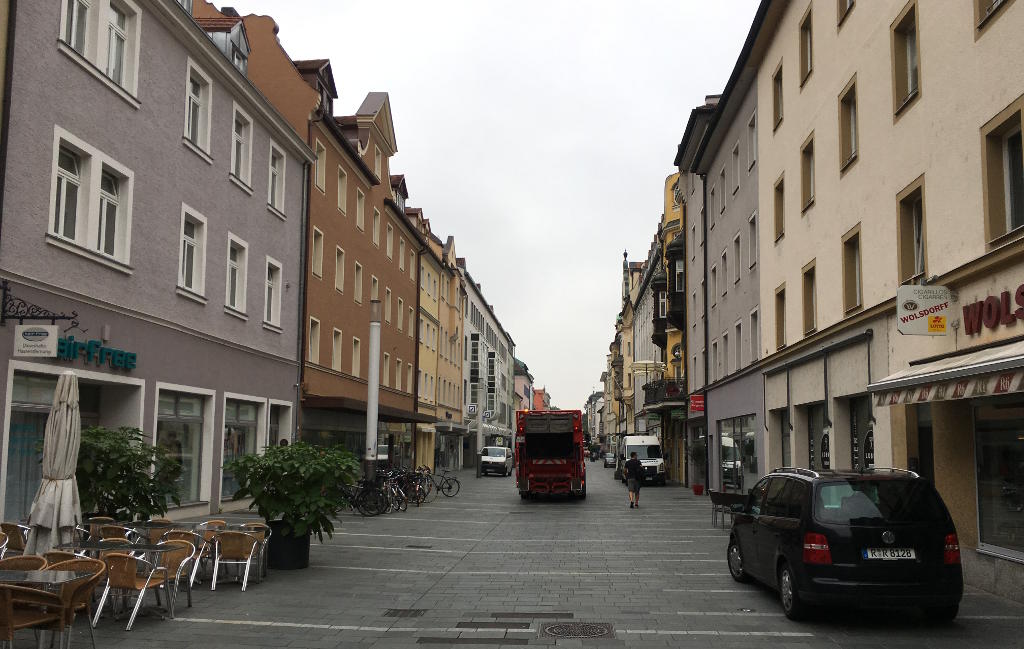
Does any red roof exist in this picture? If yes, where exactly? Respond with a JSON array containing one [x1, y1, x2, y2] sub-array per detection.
[[195, 16, 240, 32]]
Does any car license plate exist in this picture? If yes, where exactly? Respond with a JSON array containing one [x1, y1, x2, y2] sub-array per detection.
[[862, 548, 916, 560]]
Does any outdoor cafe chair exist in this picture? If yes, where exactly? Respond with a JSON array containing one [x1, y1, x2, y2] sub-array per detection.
[[98, 525, 133, 541], [0, 556, 47, 571], [43, 551, 77, 566], [0, 533, 8, 561], [240, 523, 271, 582], [84, 517, 114, 540], [93, 552, 168, 631], [159, 530, 205, 587], [47, 558, 105, 649], [143, 519, 174, 544], [156, 540, 195, 615], [96, 539, 132, 560], [0, 525, 28, 557], [210, 531, 258, 592], [0, 584, 64, 649], [194, 521, 226, 583]]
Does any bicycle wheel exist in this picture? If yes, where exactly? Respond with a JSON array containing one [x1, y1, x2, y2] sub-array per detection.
[[357, 488, 384, 516], [423, 476, 439, 503], [441, 476, 461, 497]]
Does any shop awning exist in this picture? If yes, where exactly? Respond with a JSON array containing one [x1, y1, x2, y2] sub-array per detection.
[[302, 394, 437, 424], [868, 340, 1024, 407]]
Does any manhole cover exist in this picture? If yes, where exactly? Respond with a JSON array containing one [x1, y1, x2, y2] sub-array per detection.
[[540, 622, 613, 639]]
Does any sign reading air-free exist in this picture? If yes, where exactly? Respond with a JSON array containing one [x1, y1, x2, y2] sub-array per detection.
[[58, 336, 137, 370], [896, 285, 951, 336]]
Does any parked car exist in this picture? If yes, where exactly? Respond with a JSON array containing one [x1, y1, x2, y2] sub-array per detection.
[[603, 452, 616, 468], [726, 467, 962, 621], [480, 446, 513, 476]]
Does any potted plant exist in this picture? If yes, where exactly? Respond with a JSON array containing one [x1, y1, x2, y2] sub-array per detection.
[[77, 427, 181, 520], [226, 442, 359, 570], [689, 438, 707, 496]]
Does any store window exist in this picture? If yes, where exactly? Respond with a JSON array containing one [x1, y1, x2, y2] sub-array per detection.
[[6, 374, 99, 521], [157, 391, 204, 504], [850, 396, 874, 471], [717, 414, 757, 492], [975, 401, 1024, 557], [807, 403, 828, 470], [222, 399, 259, 497]]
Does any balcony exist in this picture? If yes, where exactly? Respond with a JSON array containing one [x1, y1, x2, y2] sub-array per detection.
[[652, 265, 668, 349], [642, 378, 687, 407], [664, 235, 686, 330]]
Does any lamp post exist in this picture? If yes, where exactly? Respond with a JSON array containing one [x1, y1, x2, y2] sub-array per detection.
[[364, 300, 382, 481]]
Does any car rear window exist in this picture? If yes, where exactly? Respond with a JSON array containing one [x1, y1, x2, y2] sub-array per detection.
[[814, 479, 947, 525], [483, 448, 506, 457]]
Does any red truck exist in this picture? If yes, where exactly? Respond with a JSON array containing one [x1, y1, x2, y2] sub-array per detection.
[[515, 409, 587, 499]]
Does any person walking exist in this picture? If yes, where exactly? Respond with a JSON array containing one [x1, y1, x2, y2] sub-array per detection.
[[624, 451, 643, 509]]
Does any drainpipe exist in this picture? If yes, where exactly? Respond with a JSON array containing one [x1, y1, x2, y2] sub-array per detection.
[[700, 172, 711, 491], [0, 0, 19, 253], [296, 118, 316, 442]]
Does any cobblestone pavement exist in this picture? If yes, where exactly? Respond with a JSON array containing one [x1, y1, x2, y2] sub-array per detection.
[[70, 467, 1024, 648]]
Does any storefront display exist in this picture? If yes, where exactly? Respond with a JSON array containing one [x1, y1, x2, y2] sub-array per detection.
[[222, 400, 258, 496], [157, 391, 204, 504], [975, 400, 1024, 558], [718, 415, 757, 492]]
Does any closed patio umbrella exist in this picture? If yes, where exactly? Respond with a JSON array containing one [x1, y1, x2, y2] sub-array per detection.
[[25, 371, 82, 554]]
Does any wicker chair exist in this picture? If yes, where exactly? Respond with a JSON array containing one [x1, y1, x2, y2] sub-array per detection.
[[97, 538, 132, 560], [0, 555, 47, 571], [43, 551, 78, 566], [98, 525, 132, 541], [156, 540, 195, 616], [0, 584, 63, 647], [160, 530, 205, 587], [84, 517, 115, 540], [0, 524, 28, 557], [0, 532, 8, 561], [241, 522, 271, 582], [93, 553, 168, 631], [47, 557, 105, 649], [144, 519, 173, 544], [210, 531, 259, 592]]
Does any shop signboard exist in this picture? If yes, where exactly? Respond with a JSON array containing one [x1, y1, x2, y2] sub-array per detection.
[[467, 404, 477, 415], [896, 285, 951, 336], [56, 335, 137, 370], [13, 325, 59, 357], [647, 413, 660, 426], [671, 409, 686, 421], [961, 282, 1024, 336], [689, 394, 705, 413]]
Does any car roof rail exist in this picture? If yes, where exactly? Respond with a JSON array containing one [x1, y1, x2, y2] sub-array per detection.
[[771, 467, 820, 479], [859, 466, 920, 479]]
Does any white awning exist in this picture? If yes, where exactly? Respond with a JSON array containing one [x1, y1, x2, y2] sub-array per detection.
[[868, 340, 1024, 407]]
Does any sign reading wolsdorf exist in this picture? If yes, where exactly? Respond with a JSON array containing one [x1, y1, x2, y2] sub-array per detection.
[[897, 285, 951, 336], [961, 283, 1024, 336]]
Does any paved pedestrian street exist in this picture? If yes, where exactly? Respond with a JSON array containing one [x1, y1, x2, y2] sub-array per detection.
[[86, 469, 1024, 649]]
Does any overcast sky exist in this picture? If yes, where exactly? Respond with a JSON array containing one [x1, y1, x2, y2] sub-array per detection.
[[235, 0, 759, 410]]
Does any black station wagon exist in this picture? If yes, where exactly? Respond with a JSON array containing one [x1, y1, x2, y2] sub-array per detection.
[[727, 468, 963, 620]]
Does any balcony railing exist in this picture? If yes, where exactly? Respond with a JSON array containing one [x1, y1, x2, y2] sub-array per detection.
[[642, 378, 687, 406]]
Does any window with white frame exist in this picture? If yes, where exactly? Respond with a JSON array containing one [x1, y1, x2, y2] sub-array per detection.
[[337, 167, 347, 212], [750, 309, 760, 361], [658, 291, 667, 318], [385, 288, 392, 323], [372, 209, 380, 246], [747, 111, 757, 168], [264, 257, 282, 326], [371, 275, 379, 301], [399, 238, 406, 270], [332, 328, 343, 371], [407, 364, 413, 392], [225, 235, 247, 312], [356, 190, 365, 230], [268, 144, 285, 212], [408, 306, 414, 336], [334, 247, 344, 292], [397, 297, 404, 331], [314, 141, 326, 191], [748, 211, 758, 267], [231, 105, 252, 185], [106, 4, 128, 85], [374, 146, 382, 179], [308, 317, 320, 364], [674, 259, 684, 292], [353, 262, 363, 303], [311, 228, 323, 278], [386, 223, 393, 258], [63, 0, 91, 55], [351, 337, 361, 377], [184, 61, 212, 153], [51, 131, 133, 264], [383, 352, 390, 386], [61, 0, 142, 95], [396, 358, 402, 390], [178, 208, 206, 295]]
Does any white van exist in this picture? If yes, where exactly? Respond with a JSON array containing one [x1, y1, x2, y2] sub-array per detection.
[[618, 434, 667, 485]]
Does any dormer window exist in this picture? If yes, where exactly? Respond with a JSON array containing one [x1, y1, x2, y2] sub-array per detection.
[[231, 44, 247, 74]]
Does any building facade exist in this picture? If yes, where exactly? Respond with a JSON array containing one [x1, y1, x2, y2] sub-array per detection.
[[431, 232, 466, 471], [0, 0, 313, 520]]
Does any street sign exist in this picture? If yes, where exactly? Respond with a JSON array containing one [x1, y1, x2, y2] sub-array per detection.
[[468, 404, 477, 415], [896, 285, 951, 336], [483, 410, 494, 420]]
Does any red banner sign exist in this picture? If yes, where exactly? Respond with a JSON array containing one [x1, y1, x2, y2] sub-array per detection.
[[689, 394, 705, 413]]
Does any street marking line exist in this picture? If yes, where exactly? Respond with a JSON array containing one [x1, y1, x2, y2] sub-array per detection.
[[335, 532, 708, 543], [673, 573, 732, 576], [172, 618, 537, 633], [317, 545, 713, 556], [958, 615, 1024, 620], [621, 630, 814, 637], [664, 589, 747, 593], [313, 544, 459, 553], [676, 611, 782, 617], [315, 565, 668, 576]]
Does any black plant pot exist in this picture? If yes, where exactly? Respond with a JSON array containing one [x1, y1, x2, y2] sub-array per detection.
[[267, 519, 310, 570]]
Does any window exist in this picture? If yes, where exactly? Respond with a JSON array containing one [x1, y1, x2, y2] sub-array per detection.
[[386, 224, 394, 258], [892, 2, 920, 113], [658, 291, 667, 318], [732, 144, 740, 192], [383, 352, 390, 386], [264, 258, 282, 326], [721, 251, 728, 295], [838, 0, 854, 25], [750, 309, 760, 361], [982, 104, 1024, 240], [802, 260, 817, 334], [747, 112, 757, 168], [352, 338, 361, 378], [748, 212, 758, 267], [408, 306, 414, 337], [719, 168, 726, 213], [974, 402, 1024, 557], [372, 209, 380, 246], [735, 321, 743, 370], [185, 63, 212, 153], [106, 4, 128, 85], [409, 252, 415, 280], [710, 265, 718, 307], [399, 239, 406, 270], [95, 171, 120, 258], [225, 235, 247, 312], [723, 332, 730, 375], [397, 297, 404, 331], [976, 0, 1013, 31], [337, 167, 347, 212], [691, 292, 697, 327], [157, 391, 204, 504], [709, 185, 716, 224], [374, 146, 382, 179], [308, 317, 321, 364], [799, 7, 813, 85], [674, 259, 684, 292], [772, 62, 784, 128], [334, 247, 345, 292], [396, 358, 402, 390], [332, 328, 343, 371], [840, 77, 858, 169], [53, 147, 81, 241], [353, 262, 363, 303], [61, 0, 141, 95], [178, 209, 206, 295], [230, 106, 252, 185], [774, 175, 785, 240], [385, 288, 392, 323], [842, 225, 863, 312], [371, 276, 379, 301], [775, 285, 786, 350], [310, 228, 324, 278], [356, 190, 365, 230], [314, 141, 326, 192], [408, 364, 414, 392], [897, 176, 926, 282], [64, 0, 90, 54], [268, 145, 285, 212], [711, 340, 718, 382], [801, 133, 815, 209]]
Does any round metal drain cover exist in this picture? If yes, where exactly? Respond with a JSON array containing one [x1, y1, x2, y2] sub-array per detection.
[[541, 622, 613, 639]]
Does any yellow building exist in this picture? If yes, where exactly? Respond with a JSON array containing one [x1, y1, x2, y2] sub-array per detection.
[[431, 231, 465, 471], [659, 172, 689, 483], [407, 208, 442, 470]]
